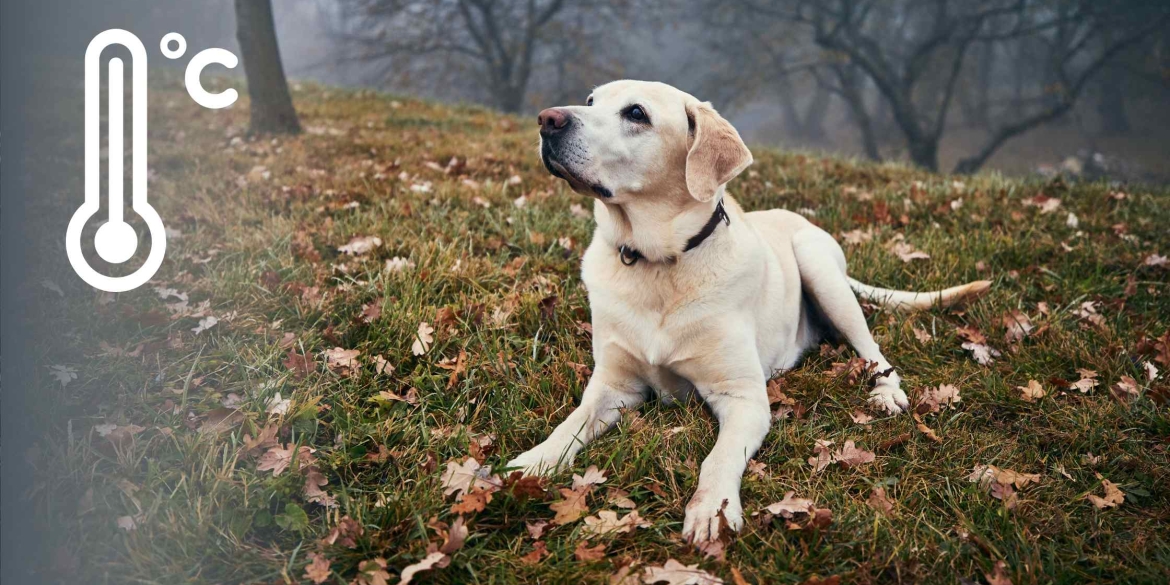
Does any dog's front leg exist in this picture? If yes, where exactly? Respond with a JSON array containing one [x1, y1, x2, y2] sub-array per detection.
[[683, 378, 771, 544], [507, 367, 645, 476]]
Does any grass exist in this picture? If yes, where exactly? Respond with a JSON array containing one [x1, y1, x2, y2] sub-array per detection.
[[18, 76, 1170, 585]]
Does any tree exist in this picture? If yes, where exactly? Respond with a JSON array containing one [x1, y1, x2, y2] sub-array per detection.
[[236, 0, 301, 134], [332, 0, 630, 113], [735, 0, 1169, 174]]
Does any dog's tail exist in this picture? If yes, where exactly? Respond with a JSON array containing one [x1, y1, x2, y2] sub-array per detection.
[[847, 277, 991, 311]]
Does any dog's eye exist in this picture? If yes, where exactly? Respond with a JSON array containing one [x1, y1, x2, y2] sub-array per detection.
[[623, 105, 649, 124], [586, 96, 593, 106]]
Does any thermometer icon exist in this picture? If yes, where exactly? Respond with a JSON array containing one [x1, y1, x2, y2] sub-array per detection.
[[67, 29, 238, 292]]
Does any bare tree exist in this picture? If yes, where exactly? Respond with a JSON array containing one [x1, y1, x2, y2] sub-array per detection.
[[236, 0, 301, 134], [332, 0, 631, 113], [734, 0, 1169, 173]]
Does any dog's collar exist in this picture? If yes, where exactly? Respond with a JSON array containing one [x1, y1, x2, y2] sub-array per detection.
[[618, 200, 730, 267]]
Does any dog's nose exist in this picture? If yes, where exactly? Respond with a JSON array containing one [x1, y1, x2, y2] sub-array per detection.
[[537, 107, 571, 135]]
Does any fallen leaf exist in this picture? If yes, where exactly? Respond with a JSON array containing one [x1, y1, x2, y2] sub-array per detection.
[[266, 392, 291, 415], [1109, 376, 1140, 402], [283, 349, 315, 379], [833, 440, 876, 467], [1002, 310, 1034, 343], [338, 235, 382, 255], [746, 459, 767, 480], [519, 541, 548, 564], [412, 322, 435, 356], [48, 365, 78, 387], [763, 492, 815, 518], [323, 347, 361, 376], [116, 515, 136, 531], [962, 342, 1001, 365], [1017, 380, 1046, 402], [582, 509, 651, 536], [440, 458, 499, 498], [985, 560, 1013, 585], [1071, 369, 1098, 393], [550, 486, 591, 525], [1086, 474, 1124, 509], [451, 486, 493, 514], [192, 316, 218, 335], [913, 412, 942, 442], [526, 520, 550, 540], [912, 326, 933, 343], [303, 552, 331, 584], [807, 439, 835, 472], [322, 516, 364, 548], [398, 552, 447, 585], [890, 241, 930, 262], [642, 559, 724, 585], [574, 541, 607, 561], [572, 466, 608, 491], [360, 300, 383, 324], [850, 410, 874, 425], [867, 487, 895, 515]]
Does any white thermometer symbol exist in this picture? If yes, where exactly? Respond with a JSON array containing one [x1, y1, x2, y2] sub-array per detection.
[[67, 30, 238, 292]]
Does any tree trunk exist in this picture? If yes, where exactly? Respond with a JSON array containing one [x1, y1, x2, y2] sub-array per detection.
[[1096, 66, 1131, 135], [235, 0, 300, 134]]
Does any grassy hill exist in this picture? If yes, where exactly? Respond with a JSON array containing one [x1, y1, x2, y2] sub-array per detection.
[[19, 80, 1170, 584]]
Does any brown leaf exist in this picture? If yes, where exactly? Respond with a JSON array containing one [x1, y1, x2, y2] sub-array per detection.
[[763, 492, 816, 518], [360, 299, 383, 324], [574, 541, 607, 562], [323, 347, 361, 377], [850, 410, 873, 425], [525, 520, 550, 540], [607, 487, 637, 509], [581, 509, 651, 536], [438, 350, 468, 390], [439, 516, 468, 554], [834, 440, 876, 468], [1109, 376, 1140, 402], [283, 348, 315, 379], [912, 412, 942, 443], [867, 487, 895, 515], [398, 552, 447, 584], [322, 516, 364, 548], [303, 552, 331, 584], [1017, 380, 1046, 402], [240, 424, 279, 457], [440, 458, 500, 498], [1086, 474, 1124, 509], [1002, 310, 1034, 343], [519, 542, 548, 564], [572, 465, 607, 491], [550, 486, 590, 525], [507, 471, 548, 500], [256, 444, 297, 477], [642, 559, 723, 585], [451, 486, 493, 514], [984, 560, 1013, 585]]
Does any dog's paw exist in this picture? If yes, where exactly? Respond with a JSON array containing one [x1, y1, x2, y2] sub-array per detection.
[[869, 383, 909, 414], [682, 488, 742, 545], [505, 444, 571, 477]]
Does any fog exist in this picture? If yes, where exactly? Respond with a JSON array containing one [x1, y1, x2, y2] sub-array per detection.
[[37, 0, 1170, 182]]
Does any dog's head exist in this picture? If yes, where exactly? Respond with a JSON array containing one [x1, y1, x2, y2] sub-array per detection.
[[538, 80, 752, 203]]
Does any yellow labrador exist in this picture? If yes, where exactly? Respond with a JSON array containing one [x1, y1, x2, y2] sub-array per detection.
[[508, 80, 989, 543]]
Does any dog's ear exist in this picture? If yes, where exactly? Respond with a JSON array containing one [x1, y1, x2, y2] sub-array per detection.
[[685, 101, 753, 202]]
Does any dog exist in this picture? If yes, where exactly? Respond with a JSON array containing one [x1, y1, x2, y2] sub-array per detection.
[[507, 80, 989, 544]]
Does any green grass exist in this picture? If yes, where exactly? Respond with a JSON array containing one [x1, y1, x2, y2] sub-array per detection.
[[20, 79, 1170, 585]]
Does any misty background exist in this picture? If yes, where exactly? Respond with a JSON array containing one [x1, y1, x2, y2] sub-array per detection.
[[31, 0, 1170, 181]]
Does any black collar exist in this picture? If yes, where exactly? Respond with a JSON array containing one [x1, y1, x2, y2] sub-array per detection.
[[618, 200, 730, 266]]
